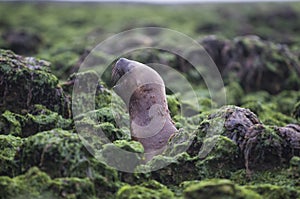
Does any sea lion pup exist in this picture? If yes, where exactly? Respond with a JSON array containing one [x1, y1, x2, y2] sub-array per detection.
[[112, 58, 177, 161]]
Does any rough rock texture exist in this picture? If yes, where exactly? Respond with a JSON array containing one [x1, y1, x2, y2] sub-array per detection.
[[0, 49, 71, 118], [201, 35, 300, 94]]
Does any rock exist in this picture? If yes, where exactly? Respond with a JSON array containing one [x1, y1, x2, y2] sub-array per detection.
[[1, 30, 42, 55], [183, 179, 261, 199], [0, 105, 72, 137], [116, 180, 174, 199], [0, 49, 70, 118], [201, 35, 300, 94]]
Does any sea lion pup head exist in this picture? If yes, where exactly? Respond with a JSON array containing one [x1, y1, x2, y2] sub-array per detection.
[[112, 58, 177, 161]]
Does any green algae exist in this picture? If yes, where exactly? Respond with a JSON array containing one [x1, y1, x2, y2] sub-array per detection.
[[293, 101, 300, 120], [101, 140, 144, 172], [183, 179, 262, 199], [0, 135, 22, 176], [245, 184, 299, 199], [0, 167, 53, 199], [50, 177, 96, 199], [0, 105, 72, 137], [116, 180, 174, 199], [196, 136, 242, 179], [0, 167, 100, 199], [16, 129, 91, 178], [0, 2, 300, 199], [0, 49, 70, 118]]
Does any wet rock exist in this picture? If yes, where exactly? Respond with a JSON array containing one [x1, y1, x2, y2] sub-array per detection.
[[201, 35, 300, 94], [0, 49, 71, 118], [1, 30, 42, 55]]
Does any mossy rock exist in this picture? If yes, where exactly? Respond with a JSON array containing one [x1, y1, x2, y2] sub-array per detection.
[[201, 35, 300, 94], [0, 105, 72, 137], [137, 153, 199, 185], [183, 179, 262, 199], [195, 106, 299, 173], [16, 129, 91, 178], [241, 101, 296, 126], [116, 180, 174, 199], [0, 167, 53, 199], [289, 156, 300, 179], [0, 167, 102, 199], [0, 135, 22, 176], [245, 184, 299, 199], [0, 49, 70, 118], [50, 177, 96, 199], [101, 140, 144, 172], [196, 136, 243, 179]]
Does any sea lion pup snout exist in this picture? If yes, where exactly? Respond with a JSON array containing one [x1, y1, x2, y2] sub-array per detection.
[[112, 58, 178, 161]]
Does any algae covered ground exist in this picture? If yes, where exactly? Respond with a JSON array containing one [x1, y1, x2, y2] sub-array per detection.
[[0, 1, 300, 199]]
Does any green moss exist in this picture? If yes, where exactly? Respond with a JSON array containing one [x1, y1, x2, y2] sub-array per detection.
[[167, 94, 181, 117], [289, 156, 300, 179], [0, 111, 24, 136], [0, 105, 72, 137], [245, 184, 299, 199], [0, 167, 53, 199], [116, 180, 174, 199], [183, 179, 261, 199], [138, 153, 198, 185], [50, 177, 95, 199], [242, 101, 296, 126], [273, 91, 300, 115], [0, 49, 70, 118], [16, 129, 91, 178], [196, 136, 242, 179], [0, 135, 23, 176], [0, 166, 106, 199], [101, 140, 144, 172], [225, 82, 245, 105], [293, 101, 300, 120], [0, 134, 22, 159], [50, 51, 80, 80]]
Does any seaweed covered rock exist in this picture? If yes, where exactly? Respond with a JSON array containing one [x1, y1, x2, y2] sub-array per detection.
[[16, 129, 91, 178], [50, 177, 96, 199], [0, 105, 72, 137], [245, 184, 299, 199], [14, 128, 122, 198], [0, 167, 52, 199], [102, 140, 144, 172], [0, 134, 22, 176], [197, 106, 300, 173], [201, 35, 300, 94], [116, 180, 174, 199], [183, 179, 261, 199], [0, 49, 70, 118], [0, 167, 98, 199]]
